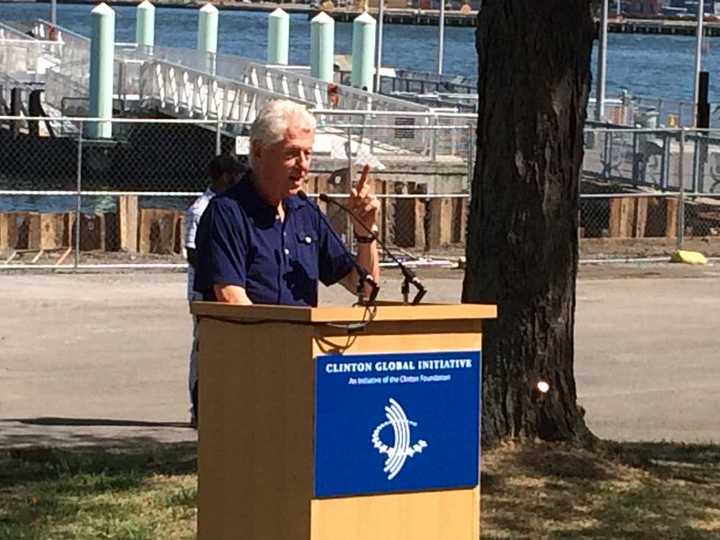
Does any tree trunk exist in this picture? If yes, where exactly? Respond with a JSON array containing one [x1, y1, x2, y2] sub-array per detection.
[[462, 1, 595, 445]]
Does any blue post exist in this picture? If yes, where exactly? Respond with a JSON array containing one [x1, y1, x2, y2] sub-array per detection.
[[86, 2, 115, 139], [351, 11, 376, 91], [311, 11, 334, 83], [198, 3, 219, 54], [136, 0, 155, 50], [267, 8, 289, 65]]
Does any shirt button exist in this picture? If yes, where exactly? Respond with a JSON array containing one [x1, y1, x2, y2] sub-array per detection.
[[284, 248, 290, 255], [304, 236, 312, 244]]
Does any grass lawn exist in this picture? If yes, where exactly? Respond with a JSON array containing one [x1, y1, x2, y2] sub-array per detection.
[[0, 444, 197, 539], [482, 441, 720, 539], [1, 441, 719, 539]]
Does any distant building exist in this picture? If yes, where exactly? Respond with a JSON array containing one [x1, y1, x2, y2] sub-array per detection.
[[665, 0, 715, 14], [366, 0, 411, 7], [614, 0, 720, 16], [407, 0, 480, 9], [615, 0, 662, 16]]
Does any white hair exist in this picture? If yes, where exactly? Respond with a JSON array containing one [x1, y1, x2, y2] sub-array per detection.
[[249, 100, 316, 165]]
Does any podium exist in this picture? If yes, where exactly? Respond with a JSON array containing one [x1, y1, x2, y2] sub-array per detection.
[[191, 302, 496, 540]]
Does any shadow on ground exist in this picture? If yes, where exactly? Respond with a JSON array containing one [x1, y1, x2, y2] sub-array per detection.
[[12, 417, 189, 428], [0, 440, 198, 538], [2, 439, 719, 538], [0, 417, 196, 449], [0, 440, 197, 488], [481, 441, 720, 539]]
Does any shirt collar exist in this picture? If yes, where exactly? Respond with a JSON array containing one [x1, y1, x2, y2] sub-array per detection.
[[232, 170, 309, 214]]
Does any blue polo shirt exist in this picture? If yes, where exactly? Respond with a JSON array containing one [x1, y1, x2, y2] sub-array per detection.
[[193, 174, 356, 307]]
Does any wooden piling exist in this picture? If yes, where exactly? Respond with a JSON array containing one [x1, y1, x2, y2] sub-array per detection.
[[372, 178, 385, 242], [428, 197, 453, 249], [665, 198, 678, 238], [118, 195, 139, 252], [139, 209, 179, 254], [324, 169, 350, 242], [609, 198, 633, 238], [634, 197, 648, 238], [0, 213, 13, 250], [415, 197, 426, 250], [452, 196, 469, 244], [608, 197, 651, 239], [315, 174, 330, 214], [69, 213, 106, 251], [174, 213, 185, 254]]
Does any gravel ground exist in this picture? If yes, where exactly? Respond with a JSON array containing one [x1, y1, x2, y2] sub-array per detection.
[[0, 262, 718, 447]]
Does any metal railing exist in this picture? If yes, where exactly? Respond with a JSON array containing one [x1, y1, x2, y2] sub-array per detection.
[[0, 22, 35, 41], [147, 47, 430, 115], [4, 20, 438, 143], [584, 126, 720, 194]]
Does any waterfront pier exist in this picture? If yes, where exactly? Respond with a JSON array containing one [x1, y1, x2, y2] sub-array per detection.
[[1, 4, 719, 266]]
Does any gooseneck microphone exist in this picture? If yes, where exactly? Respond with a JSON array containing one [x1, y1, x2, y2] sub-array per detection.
[[318, 193, 427, 305], [297, 190, 380, 305]]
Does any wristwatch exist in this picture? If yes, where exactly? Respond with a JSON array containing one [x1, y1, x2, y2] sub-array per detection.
[[354, 225, 379, 244]]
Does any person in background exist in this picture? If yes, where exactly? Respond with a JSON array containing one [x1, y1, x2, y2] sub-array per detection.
[[185, 154, 244, 427]]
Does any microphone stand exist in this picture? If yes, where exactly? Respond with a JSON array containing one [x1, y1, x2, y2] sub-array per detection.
[[297, 191, 380, 306], [318, 193, 427, 305]]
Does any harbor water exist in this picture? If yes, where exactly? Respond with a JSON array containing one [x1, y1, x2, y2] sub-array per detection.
[[1, 3, 719, 103], [2, 4, 720, 215]]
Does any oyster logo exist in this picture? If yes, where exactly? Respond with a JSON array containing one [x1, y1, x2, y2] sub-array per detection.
[[371, 398, 428, 480]]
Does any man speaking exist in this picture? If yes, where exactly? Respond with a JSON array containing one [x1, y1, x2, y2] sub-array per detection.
[[193, 99, 380, 307]]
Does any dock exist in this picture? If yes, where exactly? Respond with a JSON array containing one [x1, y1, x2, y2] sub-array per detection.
[[313, 9, 720, 34], [607, 17, 720, 36], [314, 8, 478, 27]]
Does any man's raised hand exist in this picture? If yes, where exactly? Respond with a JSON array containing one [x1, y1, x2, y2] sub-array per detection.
[[348, 165, 380, 235]]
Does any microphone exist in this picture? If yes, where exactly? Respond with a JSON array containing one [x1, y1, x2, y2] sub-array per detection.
[[297, 190, 380, 305], [318, 193, 426, 305]]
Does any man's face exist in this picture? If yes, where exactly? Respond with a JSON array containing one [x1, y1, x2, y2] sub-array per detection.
[[254, 119, 314, 202]]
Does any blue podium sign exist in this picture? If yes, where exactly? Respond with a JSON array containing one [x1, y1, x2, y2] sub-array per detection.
[[314, 350, 481, 498]]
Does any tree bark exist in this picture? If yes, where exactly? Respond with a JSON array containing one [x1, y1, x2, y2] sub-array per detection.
[[462, 1, 595, 445]]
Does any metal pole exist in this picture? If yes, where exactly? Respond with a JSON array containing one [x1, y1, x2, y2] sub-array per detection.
[[465, 124, 473, 187], [437, 0, 445, 75], [616, 0, 621, 16], [595, 0, 609, 121], [374, 0, 385, 93], [692, 0, 704, 127], [431, 116, 438, 162], [216, 116, 222, 155], [51, 0, 57, 25], [678, 128, 686, 250], [691, 2, 704, 193], [74, 128, 83, 270], [346, 126, 353, 247]]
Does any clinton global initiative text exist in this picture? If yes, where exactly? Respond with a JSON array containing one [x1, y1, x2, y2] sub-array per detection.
[[324, 358, 473, 374]]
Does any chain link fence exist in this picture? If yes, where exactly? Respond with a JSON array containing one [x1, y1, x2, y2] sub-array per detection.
[[0, 114, 471, 268], [2, 118, 719, 269]]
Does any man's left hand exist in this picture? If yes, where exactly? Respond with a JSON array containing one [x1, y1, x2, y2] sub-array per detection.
[[348, 165, 380, 236]]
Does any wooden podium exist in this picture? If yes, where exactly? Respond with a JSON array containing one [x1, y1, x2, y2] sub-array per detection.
[[191, 302, 496, 540]]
